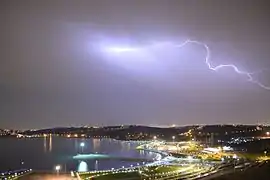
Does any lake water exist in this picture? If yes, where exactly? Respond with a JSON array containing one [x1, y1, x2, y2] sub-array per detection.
[[0, 137, 156, 172]]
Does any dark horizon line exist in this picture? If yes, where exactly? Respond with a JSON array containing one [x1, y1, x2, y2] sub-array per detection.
[[2, 123, 269, 131]]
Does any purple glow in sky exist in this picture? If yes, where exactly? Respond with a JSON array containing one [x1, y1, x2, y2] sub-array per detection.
[[104, 47, 139, 53], [100, 39, 270, 90], [1, 0, 270, 129]]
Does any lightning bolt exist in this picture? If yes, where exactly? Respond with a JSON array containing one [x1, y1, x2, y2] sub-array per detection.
[[100, 38, 269, 90], [175, 39, 270, 90]]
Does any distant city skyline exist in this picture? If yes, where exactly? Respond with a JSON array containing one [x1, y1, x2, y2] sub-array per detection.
[[1, 0, 270, 129]]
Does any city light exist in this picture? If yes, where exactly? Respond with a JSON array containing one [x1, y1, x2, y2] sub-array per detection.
[[55, 165, 61, 171], [3, 121, 264, 179], [55, 165, 61, 175], [222, 146, 233, 151]]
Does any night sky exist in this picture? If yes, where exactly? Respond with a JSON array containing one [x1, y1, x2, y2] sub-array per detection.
[[1, 0, 270, 129]]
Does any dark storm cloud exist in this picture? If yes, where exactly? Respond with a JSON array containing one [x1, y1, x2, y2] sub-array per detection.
[[1, 0, 270, 129]]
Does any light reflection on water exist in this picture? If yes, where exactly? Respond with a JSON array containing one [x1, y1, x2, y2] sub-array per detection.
[[0, 137, 157, 172], [43, 135, 53, 153], [49, 135, 52, 152], [95, 160, 98, 170], [78, 161, 88, 172], [43, 136, 47, 153], [93, 139, 100, 151]]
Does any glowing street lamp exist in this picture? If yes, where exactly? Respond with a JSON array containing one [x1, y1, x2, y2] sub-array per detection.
[[172, 136, 175, 142], [55, 165, 61, 175], [153, 136, 157, 141], [80, 142, 85, 153], [232, 154, 237, 171], [264, 150, 267, 156], [266, 132, 270, 136]]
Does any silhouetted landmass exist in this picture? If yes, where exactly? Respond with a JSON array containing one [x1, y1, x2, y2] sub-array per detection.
[[19, 124, 268, 142]]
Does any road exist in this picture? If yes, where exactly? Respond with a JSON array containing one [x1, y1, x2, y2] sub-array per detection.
[[19, 173, 77, 180]]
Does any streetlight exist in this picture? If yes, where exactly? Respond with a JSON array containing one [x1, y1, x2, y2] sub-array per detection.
[[232, 154, 237, 171], [153, 136, 157, 141], [80, 142, 85, 153], [264, 150, 267, 156], [266, 132, 270, 136], [55, 165, 61, 175], [172, 136, 175, 142]]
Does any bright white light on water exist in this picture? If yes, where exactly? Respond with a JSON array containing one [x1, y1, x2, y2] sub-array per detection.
[[78, 161, 88, 172]]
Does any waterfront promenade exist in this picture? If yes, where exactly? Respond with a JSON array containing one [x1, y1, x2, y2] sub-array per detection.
[[19, 172, 77, 180]]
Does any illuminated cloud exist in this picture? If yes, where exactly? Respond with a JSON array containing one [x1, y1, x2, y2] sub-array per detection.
[[104, 47, 140, 53], [99, 39, 270, 90]]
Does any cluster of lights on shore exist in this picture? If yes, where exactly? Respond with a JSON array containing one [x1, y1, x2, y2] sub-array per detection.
[[17, 133, 111, 139], [152, 135, 176, 141], [1, 169, 32, 180], [13, 130, 270, 179], [77, 163, 215, 180], [69, 139, 241, 180]]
